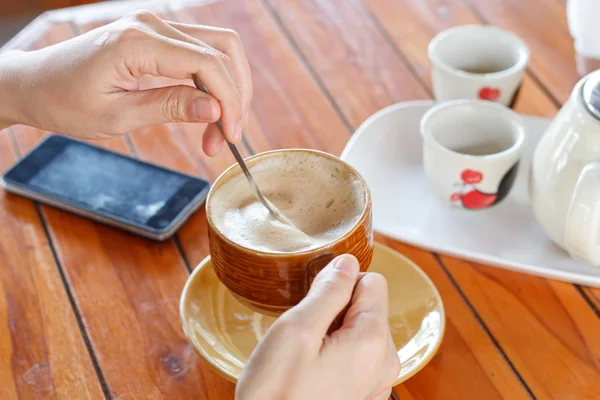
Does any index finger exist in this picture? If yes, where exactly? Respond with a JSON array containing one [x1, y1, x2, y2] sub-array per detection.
[[166, 22, 253, 123], [118, 28, 243, 142]]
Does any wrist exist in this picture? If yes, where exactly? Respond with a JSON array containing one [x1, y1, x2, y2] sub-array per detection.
[[0, 58, 14, 129], [0, 51, 34, 129]]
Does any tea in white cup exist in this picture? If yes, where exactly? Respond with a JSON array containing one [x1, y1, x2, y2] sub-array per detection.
[[420, 99, 525, 210], [428, 25, 530, 107]]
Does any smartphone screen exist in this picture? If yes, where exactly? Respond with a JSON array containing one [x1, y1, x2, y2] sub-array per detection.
[[2, 135, 210, 238]]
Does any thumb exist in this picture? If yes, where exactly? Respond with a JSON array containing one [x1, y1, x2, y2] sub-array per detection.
[[120, 85, 221, 128], [289, 254, 360, 335]]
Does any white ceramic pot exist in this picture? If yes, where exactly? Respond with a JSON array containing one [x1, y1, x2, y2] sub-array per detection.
[[530, 70, 600, 266]]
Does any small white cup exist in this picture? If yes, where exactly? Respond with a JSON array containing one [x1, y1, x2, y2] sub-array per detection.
[[420, 100, 525, 210], [428, 25, 530, 107]]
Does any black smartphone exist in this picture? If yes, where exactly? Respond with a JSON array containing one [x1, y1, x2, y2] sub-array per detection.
[[2, 135, 210, 241]]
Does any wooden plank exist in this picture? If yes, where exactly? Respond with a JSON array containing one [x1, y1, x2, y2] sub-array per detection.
[[261, 0, 430, 129], [70, 15, 239, 399], [363, 0, 600, 397], [177, 1, 533, 398], [460, 0, 600, 318], [42, 208, 235, 399], [175, 4, 353, 155], [45, 0, 214, 25], [7, 17, 234, 399], [393, 385, 418, 400], [442, 256, 600, 399], [584, 288, 600, 311], [0, 130, 105, 399], [363, 0, 557, 118], [0, 21, 106, 400], [0, 0, 71, 20], [377, 236, 532, 400], [462, 0, 578, 104]]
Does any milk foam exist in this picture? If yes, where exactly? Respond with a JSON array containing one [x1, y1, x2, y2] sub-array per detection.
[[209, 152, 366, 253]]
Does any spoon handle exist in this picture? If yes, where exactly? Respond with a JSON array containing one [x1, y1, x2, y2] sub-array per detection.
[[191, 74, 278, 216]]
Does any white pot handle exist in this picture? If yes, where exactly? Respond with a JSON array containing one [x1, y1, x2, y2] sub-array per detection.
[[565, 162, 600, 266]]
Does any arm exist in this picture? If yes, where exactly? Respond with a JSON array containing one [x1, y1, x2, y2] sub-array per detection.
[[0, 11, 253, 156], [0, 52, 25, 130]]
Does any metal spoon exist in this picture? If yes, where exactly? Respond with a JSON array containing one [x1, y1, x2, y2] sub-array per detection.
[[191, 74, 287, 221]]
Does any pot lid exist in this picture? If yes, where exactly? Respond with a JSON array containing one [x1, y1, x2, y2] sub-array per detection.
[[582, 70, 600, 120]]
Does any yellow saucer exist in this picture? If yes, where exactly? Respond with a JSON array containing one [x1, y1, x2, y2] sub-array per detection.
[[180, 242, 445, 385]]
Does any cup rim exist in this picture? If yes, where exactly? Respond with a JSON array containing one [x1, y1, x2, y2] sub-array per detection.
[[420, 99, 526, 160], [428, 24, 530, 80], [205, 148, 372, 257]]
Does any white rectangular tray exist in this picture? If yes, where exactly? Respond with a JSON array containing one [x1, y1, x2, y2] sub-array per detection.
[[341, 101, 600, 287]]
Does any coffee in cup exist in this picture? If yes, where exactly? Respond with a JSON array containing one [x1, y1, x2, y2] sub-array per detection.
[[206, 149, 373, 315]]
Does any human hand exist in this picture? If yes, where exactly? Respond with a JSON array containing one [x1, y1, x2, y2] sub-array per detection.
[[0, 10, 252, 156], [236, 255, 400, 400]]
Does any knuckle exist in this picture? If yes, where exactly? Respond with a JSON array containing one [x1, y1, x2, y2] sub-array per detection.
[[389, 354, 401, 379], [222, 28, 242, 46], [275, 314, 312, 343], [112, 25, 147, 45], [317, 273, 350, 295], [361, 272, 390, 298], [198, 49, 225, 68], [365, 272, 388, 290], [356, 315, 389, 352], [161, 90, 186, 122], [129, 9, 158, 23]]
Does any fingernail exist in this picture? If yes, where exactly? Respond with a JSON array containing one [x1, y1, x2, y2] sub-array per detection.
[[192, 97, 214, 121], [331, 254, 359, 279], [234, 120, 243, 143]]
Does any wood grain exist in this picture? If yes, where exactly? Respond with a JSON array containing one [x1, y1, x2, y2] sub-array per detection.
[[42, 208, 234, 399], [377, 236, 532, 400], [460, 0, 600, 319], [1, 0, 71, 20], [0, 130, 105, 400], [175, 3, 352, 155], [0, 22, 105, 400], [584, 288, 600, 312], [3, 0, 598, 399], [442, 256, 600, 399], [121, 118, 243, 400], [362, 0, 600, 397], [176, 1, 534, 398], [462, 0, 579, 103], [8, 17, 235, 399], [364, 0, 557, 118], [262, 0, 430, 128]]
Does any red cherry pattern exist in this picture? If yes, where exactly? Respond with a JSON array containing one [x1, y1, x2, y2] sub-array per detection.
[[478, 87, 501, 101], [461, 169, 483, 184], [460, 190, 497, 209], [450, 193, 462, 202]]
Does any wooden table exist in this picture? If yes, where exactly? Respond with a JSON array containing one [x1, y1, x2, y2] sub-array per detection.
[[1, 0, 599, 399]]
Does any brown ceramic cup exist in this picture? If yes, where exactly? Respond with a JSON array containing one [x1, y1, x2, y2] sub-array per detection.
[[206, 149, 373, 316]]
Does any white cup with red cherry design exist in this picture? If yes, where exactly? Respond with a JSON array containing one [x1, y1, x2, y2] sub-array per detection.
[[420, 99, 525, 210], [428, 25, 530, 108]]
